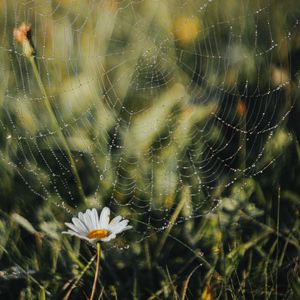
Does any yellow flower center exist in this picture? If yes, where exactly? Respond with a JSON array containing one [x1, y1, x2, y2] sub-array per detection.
[[87, 229, 109, 239]]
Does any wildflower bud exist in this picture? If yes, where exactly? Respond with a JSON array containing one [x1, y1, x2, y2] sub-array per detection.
[[213, 272, 223, 281], [201, 284, 214, 300], [34, 232, 43, 251], [212, 246, 222, 255], [13, 23, 35, 58], [237, 99, 246, 117]]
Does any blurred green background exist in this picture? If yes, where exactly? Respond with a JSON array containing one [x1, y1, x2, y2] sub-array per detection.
[[0, 0, 300, 299]]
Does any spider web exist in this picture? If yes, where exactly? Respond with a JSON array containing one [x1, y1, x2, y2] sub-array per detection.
[[0, 0, 299, 245]]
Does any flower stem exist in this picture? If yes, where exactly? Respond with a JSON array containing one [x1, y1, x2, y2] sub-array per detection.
[[63, 254, 96, 300], [90, 242, 101, 300], [28, 55, 86, 203]]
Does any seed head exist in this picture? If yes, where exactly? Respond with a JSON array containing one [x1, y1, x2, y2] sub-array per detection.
[[13, 23, 31, 44], [13, 23, 34, 57]]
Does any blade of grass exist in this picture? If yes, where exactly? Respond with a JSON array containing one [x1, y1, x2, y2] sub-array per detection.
[[181, 265, 202, 300], [275, 187, 280, 300], [29, 55, 85, 203], [155, 186, 190, 258], [39, 288, 46, 300], [63, 254, 96, 300], [169, 235, 213, 271], [239, 209, 300, 251], [133, 274, 138, 300]]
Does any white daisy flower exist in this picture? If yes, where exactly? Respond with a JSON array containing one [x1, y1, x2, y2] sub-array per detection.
[[62, 207, 132, 243]]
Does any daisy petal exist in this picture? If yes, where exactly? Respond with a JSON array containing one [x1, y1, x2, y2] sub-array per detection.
[[113, 221, 132, 234], [87, 209, 96, 229], [99, 207, 110, 228], [123, 225, 133, 232], [62, 230, 90, 242], [83, 209, 95, 231], [91, 208, 99, 228], [78, 212, 85, 222], [101, 233, 116, 242], [72, 217, 89, 233], [82, 211, 91, 231], [65, 222, 83, 234], [113, 219, 128, 229], [109, 215, 122, 226]]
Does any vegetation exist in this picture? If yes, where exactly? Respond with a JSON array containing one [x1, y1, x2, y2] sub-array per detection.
[[0, 1, 300, 299]]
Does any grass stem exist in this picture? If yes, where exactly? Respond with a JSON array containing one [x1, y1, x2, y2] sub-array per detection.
[[154, 187, 188, 258], [63, 254, 96, 300], [28, 55, 86, 203]]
